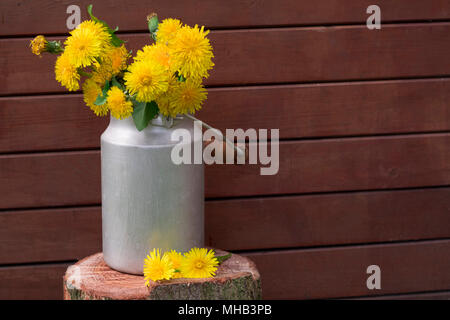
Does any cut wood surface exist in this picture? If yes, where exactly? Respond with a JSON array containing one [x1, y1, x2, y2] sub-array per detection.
[[1, 188, 449, 265], [2, 23, 450, 95], [0, 134, 448, 209], [1, 78, 449, 153], [246, 239, 450, 299], [63, 251, 261, 300], [1, 0, 449, 36]]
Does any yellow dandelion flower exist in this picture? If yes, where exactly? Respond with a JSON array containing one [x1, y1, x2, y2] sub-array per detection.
[[155, 75, 178, 117], [124, 59, 169, 102], [166, 250, 185, 279], [180, 248, 218, 278], [156, 18, 182, 46], [169, 79, 207, 115], [143, 249, 175, 284], [55, 53, 80, 91], [91, 63, 113, 85], [30, 35, 47, 56], [64, 20, 111, 67], [106, 86, 133, 119], [156, 93, 175, 117], [82, 78, 109, 116], [170, 25, 214, 80], [104, 44, 129, 75], [134, 44, 172, 71]]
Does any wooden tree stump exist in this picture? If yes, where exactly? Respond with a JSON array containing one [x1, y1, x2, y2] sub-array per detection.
[[63, 251, 261, 300]]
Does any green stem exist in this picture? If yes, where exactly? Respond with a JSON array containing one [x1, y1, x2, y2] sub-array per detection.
[[216, 253, 232, 264], [78, 70, 92, 78]]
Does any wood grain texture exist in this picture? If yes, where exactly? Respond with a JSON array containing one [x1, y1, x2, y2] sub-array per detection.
[[1, 78, 449, 153], [245, 240, 450, 299], [2, 240, 449, 299], [206, 133, 450, 198], [64, 252, 261, 300], [0, 134, 448, 209], [0, 94, 107, 153], [0, 262, 71, 300], [1, 0, 449, 302], [2, 23, 450, 95], [1, 188, 449, 264], [0, 150, 101, 209], [0, 207, 101, 264], [354, 291, 450, 300], [198, 78, 450, 140], [206, 188, 450, 251], [1, 0, 449, 36]]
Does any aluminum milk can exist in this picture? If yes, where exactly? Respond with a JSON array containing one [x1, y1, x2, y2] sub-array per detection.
[[101, 115, 204, 274]]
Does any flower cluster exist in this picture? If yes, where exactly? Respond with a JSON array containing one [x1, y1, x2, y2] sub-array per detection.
[[143, 247, 231, 285], [30, 5, 213, 131]]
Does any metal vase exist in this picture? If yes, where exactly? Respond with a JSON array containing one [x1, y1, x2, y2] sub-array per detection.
[[101, 115, 204, 275]]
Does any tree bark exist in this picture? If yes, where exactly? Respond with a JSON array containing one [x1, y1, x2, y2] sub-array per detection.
[[63, 251, 261, 300]]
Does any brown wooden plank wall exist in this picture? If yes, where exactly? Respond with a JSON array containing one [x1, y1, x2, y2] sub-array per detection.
[[0, 0, 449, 299]]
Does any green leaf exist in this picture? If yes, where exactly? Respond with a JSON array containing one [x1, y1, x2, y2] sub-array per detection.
[[215, 253, 232, 264], [94, 80, 110, 106], [87, 4, 124, 47], [110, 32, 125, 47], [132, 100, 159, 131], [111, 76, 123, 90]]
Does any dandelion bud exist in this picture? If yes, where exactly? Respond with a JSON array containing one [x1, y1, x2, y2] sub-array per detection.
[[30, 35, 63, 56], [29, 35, 48, 56], [147, 13, 159, 34]]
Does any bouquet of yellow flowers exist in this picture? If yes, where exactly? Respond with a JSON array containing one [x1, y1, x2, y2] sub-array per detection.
[[30, 5, 214, 131]]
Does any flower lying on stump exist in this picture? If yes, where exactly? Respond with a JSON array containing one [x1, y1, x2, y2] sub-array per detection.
[[143, 247, 231, 285]]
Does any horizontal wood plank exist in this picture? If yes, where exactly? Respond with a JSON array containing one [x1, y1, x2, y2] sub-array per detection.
[[0, 188, 449, 264], [2, 23, 450, 95], [206, 133, 450, 198], [0, 134, 448, 208], [245, 240, 450, 299], [0, 263, 71, 300], [206, 188, 450, 250], [1, 240, 449, 299], [0, 94, 107, 153], [354, 290, 450, 300], [1, 78, 449, 153], [0, 207, 101, 264], [0, 150, 101, 209], [1, 0, 449, 36]]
